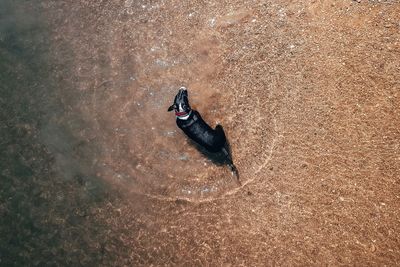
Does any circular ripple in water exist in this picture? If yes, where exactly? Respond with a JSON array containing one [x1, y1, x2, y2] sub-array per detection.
[[84, 80, 277, 202]]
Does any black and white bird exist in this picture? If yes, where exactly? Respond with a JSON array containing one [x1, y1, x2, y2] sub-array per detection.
[[168, 87, 239, 182]]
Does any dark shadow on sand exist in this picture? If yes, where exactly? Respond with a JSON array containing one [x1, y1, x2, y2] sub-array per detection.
[[187, 137, 234, 167]]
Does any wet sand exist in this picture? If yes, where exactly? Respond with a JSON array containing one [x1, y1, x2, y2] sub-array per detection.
[[1, 0, 400, 265]]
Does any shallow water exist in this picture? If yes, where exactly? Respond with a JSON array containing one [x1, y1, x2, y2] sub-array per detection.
[[43, 2, 278, 201], [2, 1, 277, 204], [45, 1, 277, 202], [3, 1, 400, 265]]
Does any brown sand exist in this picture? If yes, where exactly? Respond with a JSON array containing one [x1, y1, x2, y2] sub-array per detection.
[[1, 0, 399, 265]]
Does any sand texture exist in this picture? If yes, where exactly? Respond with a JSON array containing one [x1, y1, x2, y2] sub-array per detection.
[[1, 0, 399, 266]]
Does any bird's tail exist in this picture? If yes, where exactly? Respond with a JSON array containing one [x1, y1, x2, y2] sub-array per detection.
[[221, 147, 240, 185]]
